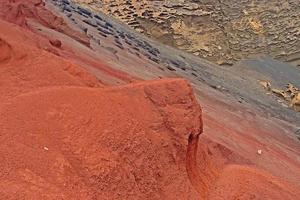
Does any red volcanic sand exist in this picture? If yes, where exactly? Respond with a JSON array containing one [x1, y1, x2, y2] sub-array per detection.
[[0, 16, 203, 199], [0, 18, 103, 102], [0, 0, 146, 85], [0, 79, 202, 199], [0, 2, 299, 200], [209, 165, 299, 199], [0, 0, 90, 46]]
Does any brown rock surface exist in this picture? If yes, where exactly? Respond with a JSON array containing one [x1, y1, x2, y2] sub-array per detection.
[[74, 0, 300, 66], [259, 81, 300, 112]]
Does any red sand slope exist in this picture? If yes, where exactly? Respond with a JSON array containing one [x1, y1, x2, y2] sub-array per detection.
[[0, 0, 137, 86], [0, 0, 90, 46], [0, 19, 102, 103], [0, 79, 203, 199], [0, 1, 299, 200], [0, 15, 202, 199]]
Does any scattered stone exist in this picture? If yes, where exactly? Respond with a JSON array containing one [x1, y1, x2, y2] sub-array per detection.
[[291, 93, 300, 112], [259, 81, 300, 112], [98, 32, 107, 38], [166, 66, 176, 71], [105, 22, 113, 28], [191, 72, 198, 77], [49, 39, 62, 48], [272, 88, 287, 98], [82, 19, 97, 28], [259, 80, 271, 90], [94, 15, 103, 21], [257, 149, 262, 155], [77, 7, 92, 16], [295, 129, 300, 141]]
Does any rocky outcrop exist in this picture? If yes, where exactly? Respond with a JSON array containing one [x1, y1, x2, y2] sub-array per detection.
[[74, 0, 300, 66], [49, 39, 62, 48], [259, 81, 300, 112], [0, 78, 205, 199], [0, 13, 206, 199], [0, 0, 90, 47], [0, 37, 13, 63], [0, 19, 102, 102]]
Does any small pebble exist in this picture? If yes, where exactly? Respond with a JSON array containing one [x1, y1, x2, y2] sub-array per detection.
[[257, 149, 262, 155]]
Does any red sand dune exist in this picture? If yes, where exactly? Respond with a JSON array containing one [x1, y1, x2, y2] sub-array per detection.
[[0, 1, 299, 200]]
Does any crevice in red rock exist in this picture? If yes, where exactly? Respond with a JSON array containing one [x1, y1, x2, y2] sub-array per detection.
[[0, 37, 13, 63], [186, 132, 208, 199]]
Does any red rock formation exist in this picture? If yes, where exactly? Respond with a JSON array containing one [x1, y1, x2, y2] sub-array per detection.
[[0, 78, 204, 199], [0, 15, 204, 199], [0, 37, 12, 63], [0, 0, 90, 46], [0, 19, 102, 102], [49, 39, 62, 48]]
